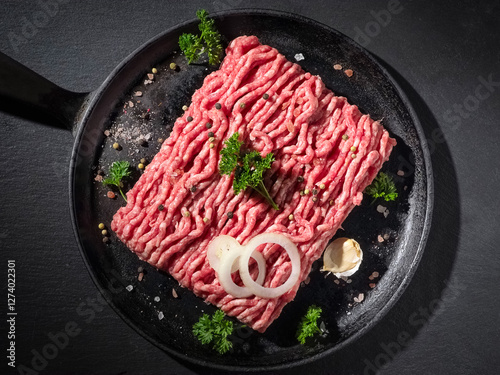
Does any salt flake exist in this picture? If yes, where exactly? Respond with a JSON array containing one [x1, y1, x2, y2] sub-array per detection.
[[294, 53, 305, 61]]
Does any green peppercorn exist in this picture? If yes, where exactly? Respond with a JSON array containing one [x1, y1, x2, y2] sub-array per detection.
[[240, 102, 246, 109], [203, 217, 209, 223], [169, 62, 177, 70], [312, 197, 318, 202], [350, 146, 357, 152], [98, 223, 105, 230], [319, 183, 326, 190], [342, 134, 349, 141]]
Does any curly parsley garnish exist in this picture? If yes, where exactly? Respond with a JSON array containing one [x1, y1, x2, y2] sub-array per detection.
[[193, 310, 233, 354], [219, 132, 278, 210], [364, 172, 398, 203], [102, 161, 131, 201], [297, 305, 323, 345], [179, 9, 223, 65]]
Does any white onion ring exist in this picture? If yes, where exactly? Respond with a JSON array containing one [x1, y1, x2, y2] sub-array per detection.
[[216, 246, 266, 298], [206, 235, 266, 298], [238, 233, 301, 299], [206, 235, 240, 272]]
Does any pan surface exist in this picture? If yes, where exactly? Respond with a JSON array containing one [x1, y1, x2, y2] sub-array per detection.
[[70, 10, 433, 370]]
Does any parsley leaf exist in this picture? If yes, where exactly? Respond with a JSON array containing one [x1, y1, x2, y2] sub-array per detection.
[[196, 9, 222, 65], [178, 33, 204, 64], [193, 310, 233, 354], [364, 172, 398, 203], [219, 132, 279, 210], [297, 305, 323, 345], [102, 161, 131, 201], [219, 132, 241, 175], [179, 9, 222, 65]]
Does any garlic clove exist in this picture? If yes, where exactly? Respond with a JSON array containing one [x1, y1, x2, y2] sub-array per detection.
[[322, 237, 363, 278]]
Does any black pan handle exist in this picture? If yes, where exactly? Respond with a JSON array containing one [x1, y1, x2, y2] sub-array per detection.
[[0, 51, 89, 132]]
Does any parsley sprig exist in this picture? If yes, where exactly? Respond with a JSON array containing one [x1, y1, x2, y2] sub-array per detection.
[[193, 310, 233, 354], [102, 161, 131, 201], [297, 305, 323, 344], [364, 172, 398, 203], [179, 9, 223, 65], [219, 132, 278, 210]]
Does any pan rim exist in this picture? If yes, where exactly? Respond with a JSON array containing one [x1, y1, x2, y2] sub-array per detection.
[[68, 8, 434, 372]]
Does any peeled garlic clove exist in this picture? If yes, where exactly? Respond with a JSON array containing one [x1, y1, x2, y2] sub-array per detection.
[[322, 237, 363, 278]]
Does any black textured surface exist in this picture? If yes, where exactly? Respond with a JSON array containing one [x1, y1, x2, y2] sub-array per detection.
[[1, 1, 499, 374]]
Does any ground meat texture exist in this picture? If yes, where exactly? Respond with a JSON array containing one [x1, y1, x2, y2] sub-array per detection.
[[111, 35, 396, 332]]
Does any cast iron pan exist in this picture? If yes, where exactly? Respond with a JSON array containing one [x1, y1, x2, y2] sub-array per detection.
[[0, 9, 433, 371]]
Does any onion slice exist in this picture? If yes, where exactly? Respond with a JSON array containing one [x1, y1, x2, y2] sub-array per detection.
[[216, 246, 266, 298], [206, 235, 240, 272], [206, 235, 267, 298], [239, 233, 301, 299]]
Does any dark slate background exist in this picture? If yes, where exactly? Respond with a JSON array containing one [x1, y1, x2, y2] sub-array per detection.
[[1, 0, 499, 374]]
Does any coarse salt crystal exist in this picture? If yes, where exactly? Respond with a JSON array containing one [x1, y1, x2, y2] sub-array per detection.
[[154, 296, 160, 302], [126, 285, 133, 292], [294, 53, 305, 61], [158, 311, 164, 320]]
